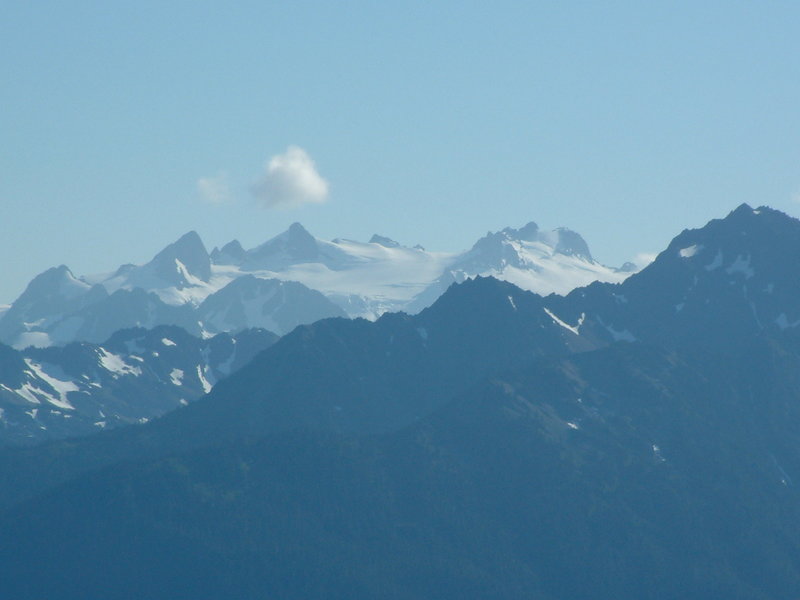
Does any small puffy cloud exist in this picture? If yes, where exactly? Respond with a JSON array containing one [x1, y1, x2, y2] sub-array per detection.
[[251, 146, 329, 209], [197, 173, 233, 205]]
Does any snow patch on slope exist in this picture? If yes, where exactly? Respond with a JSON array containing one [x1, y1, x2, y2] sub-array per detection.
[[98, 349, 142, 377], [170, 368, 184, 386], [726, 254, 755, 279], [196, 365, 213, 393], [679, 244, 702, 258], [543, 308, 581, 336], [776, 314, 800, 330], [705, 250, 724, 271], [23, 360, 77, 410]]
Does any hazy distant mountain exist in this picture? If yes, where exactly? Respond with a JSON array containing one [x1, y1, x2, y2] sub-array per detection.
[[198, 275, 348, 335], [2, 205, 800, 598], [0, 220, 631, 348], [0, 325, 277, 445]]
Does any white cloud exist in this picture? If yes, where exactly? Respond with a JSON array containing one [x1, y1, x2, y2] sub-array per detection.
[[197, 173, 233, 205], [251, 146, 329, 209], [633, 252, 657, 267]]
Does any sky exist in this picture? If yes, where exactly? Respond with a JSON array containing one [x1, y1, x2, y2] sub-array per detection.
[[3, 1, 800, 303]]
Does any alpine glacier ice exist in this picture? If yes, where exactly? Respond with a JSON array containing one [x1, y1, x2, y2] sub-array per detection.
[[0, 220, 633, 347]]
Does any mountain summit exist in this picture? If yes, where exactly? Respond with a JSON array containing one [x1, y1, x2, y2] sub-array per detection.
[[147, 230, 212, 284], [244, 222, 321, 268], [545, 203, 800, 349]]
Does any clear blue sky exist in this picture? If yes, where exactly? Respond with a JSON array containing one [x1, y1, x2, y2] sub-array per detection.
[[3, 1, 800, 303]]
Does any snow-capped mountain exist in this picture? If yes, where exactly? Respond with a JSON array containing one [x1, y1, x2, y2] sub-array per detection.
[[0, 220, 632, 348], [0, 324, 277, 445], [405, 222, 632, 313], [99, 230, 214, 305], [545, 204, 800, 350]]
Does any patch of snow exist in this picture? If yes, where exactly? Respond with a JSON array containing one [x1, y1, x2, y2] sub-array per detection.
[[566, 421, 579, 430], [170, 368, 184, 386], [16, 383, 43, 405], [478, 253, 629, 298], [161, 338, 177, 347], [23, 360, 77, 410], [679, 244, 702, 258], [704, 250, 723, 271], [58, 269, 91, 299], [725, 254, 755, 279], [179, 398, 188, 406], [652, 444, 666, 463], [596, 315, 636, 342], [543, 308, 580, 335], [175, 259, 205, 288], [26, 408, 38, 420], [770, 454, 792, 487], [196, 365, 213, 393], [98, 349, 142, 377], [94, 421, 106, 428], [507, 295, 517, 311], [775, 314, 800, 330]]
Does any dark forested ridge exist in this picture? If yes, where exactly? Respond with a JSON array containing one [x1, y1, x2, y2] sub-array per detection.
[[2, 205, 800, 598]]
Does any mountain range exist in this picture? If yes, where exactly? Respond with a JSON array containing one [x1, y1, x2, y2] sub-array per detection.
[[0, 325, 277, 445], [0, 221, 632, 348], [1, 204, 799, 598]]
